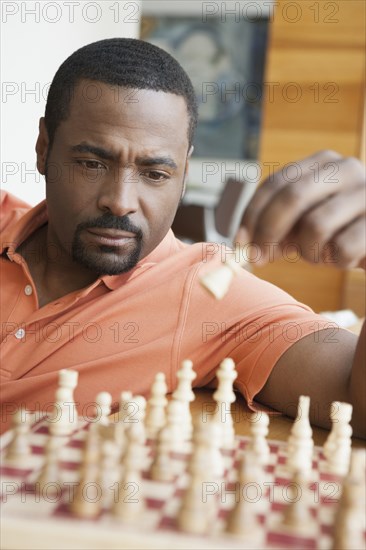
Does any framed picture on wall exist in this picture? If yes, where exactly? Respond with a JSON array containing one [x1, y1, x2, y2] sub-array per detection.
[[141, 1, 272, 160]]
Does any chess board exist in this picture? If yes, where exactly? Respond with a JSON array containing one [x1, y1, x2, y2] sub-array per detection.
[[1, 416, 365, 550]]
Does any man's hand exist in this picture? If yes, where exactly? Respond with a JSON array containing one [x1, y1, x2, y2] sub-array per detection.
[[236, 150, 366, 269]]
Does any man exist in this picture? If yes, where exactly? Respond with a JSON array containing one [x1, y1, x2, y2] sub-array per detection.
[[1, 39, 365, 436]]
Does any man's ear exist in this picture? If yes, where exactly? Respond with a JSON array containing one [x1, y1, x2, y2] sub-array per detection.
[[182, 145, 194, 198], [35, 118, 49, 176]]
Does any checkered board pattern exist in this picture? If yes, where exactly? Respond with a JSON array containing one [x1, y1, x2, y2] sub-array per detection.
[[1, 416, 365, 550]]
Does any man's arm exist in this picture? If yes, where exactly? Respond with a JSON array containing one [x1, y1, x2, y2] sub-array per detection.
[[235, 149, 365, 436], [256, 323, 365, 438]]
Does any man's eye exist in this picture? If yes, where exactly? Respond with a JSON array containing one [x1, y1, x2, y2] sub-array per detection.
[[145, 171, 168, 182], [78, 160, 106, 170]]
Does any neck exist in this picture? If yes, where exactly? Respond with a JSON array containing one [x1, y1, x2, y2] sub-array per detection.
[[17, 224, 98, 307]]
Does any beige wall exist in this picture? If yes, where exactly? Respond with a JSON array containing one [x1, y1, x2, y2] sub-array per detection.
[[2, 1, 140, 206]]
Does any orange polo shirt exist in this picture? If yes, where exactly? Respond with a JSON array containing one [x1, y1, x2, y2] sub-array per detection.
[[1, 191, 330, 431]]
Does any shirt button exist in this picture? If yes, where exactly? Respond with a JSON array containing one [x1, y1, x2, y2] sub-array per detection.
[[15, 328, 26, 339], [24, 285, 33, 296]]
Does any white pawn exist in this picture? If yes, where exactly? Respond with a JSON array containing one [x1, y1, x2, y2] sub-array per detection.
[[95, 391, 112, 426], [5, 408, 31, 466], [238, 450, 266, 512], [150, 400, 186, 481], [113, 391, 133, 452], [287, 396, 314, 474], [117, 391, 133, 422], [247, 411, 270, 466], [113, 429, 145, 522], [128, 395, 146, 446], [150, 426, 174, 481], [172, 360, 197, 440], [49, 369, 79, 436], [280, 470, 316, 535], [212, 358, 238, 449], [323, 401, 343, 460], [70, 425, 101, 519], [332, 450, 366, 549], [99, 438, 121, 508], [177, 471, 217, 535], [145, 373, 168, 440], [190, 419, 224, 479], [225, 453, 264, 541], [324, 401, 353, 476], [164, 399, 187, 453]]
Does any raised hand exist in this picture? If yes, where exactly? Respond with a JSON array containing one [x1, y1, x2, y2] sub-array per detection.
[[236, 150, 366, 269]]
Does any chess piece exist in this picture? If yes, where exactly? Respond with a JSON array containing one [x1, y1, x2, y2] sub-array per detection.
[[112, 391, 133, 452], [200, 248, 244, 300], [5, 407, 31, 466], [128, 395, 146, 446], [150, 399, 186, 481], [172, 360, 197, 440], [112, 428, 145, 522], [150, 424, 174, 481], [49, 369, 79, 436], [99, 438, 121, 508], [189, 419, 224, 479], [247, 411, 270, 466], [164, 399, 187, 453], [177, 472, 217, 535], [145, 372, 168, 440], [225, 453, 264, 542], [287, 395, 314, 474], [324, 401, 353, 476], [280, 470, 316, 535], [212, 358, 238, 449], [117, 391, 133, 422], [332, 452, 366, 549], [70, 424, 101, 518], [95, 391, 112, 426]]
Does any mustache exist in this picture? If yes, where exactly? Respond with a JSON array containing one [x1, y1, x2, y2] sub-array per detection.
[[76, 213, 143, 239]]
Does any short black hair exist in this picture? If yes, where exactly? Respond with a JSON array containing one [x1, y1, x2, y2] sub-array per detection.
[[45, 38, 198, 149]]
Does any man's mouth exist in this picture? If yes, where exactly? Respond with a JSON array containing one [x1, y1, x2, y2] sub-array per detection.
[[86, 228, 137, 246]]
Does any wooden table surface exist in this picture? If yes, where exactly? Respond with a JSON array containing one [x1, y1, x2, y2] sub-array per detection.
[[191, 389, 366, 449]]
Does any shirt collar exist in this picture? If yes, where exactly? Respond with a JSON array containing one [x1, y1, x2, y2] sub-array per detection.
[[1, 200, 182, 290], [1, 200, 48, 259]]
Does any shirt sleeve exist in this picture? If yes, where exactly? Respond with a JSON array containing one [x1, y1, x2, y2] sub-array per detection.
[[176, 253, 334, 407]]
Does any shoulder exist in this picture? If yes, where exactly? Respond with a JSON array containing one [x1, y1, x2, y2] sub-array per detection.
[[0, 191, 32, 233]]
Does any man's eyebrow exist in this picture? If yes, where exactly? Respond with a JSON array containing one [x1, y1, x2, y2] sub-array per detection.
[[70, 144, 116, 160], [136, 156, 178, 170], [70, 145, 178, 170]]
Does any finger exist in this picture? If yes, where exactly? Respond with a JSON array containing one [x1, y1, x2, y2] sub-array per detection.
[[240, 150, 343, 240], [329, 216, 366, 269], [240, 151, 365, 248], [250, 167, 342, 256], [247, 155, 365, 252], [292, 186, 366, 264]]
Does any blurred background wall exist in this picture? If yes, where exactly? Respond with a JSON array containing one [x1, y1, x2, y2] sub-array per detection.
[[1, 0, 141, 205]]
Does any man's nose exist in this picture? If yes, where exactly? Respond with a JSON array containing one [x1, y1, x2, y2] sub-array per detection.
[[97, 167, 139, 217]]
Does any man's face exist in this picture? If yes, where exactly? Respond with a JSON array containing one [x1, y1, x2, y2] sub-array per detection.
[[37, 81, 192, 275]]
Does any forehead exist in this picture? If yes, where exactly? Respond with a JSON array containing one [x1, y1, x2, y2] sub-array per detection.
[[59, 80, 190, 154]]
